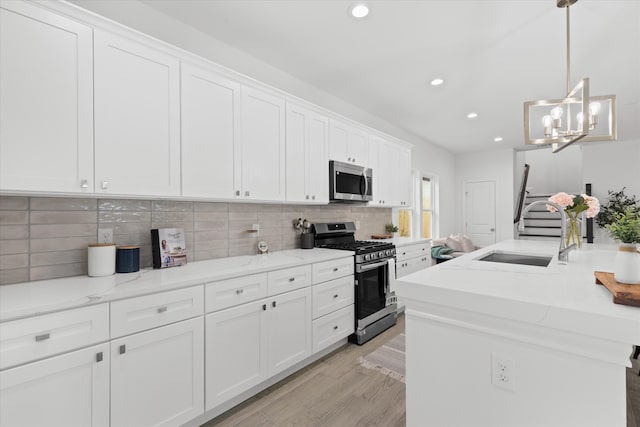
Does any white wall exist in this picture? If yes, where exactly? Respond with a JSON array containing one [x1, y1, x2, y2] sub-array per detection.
[[523, 145, 583, 195], [582, 139, 640, 243], [455, 149, 516, 243]]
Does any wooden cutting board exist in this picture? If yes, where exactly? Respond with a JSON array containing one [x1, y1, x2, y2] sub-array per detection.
[[371, 234, 393, 239], [594, 271, 640, 307]]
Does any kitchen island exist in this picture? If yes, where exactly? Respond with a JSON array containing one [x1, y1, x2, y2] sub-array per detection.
[[396, 239, 640, 427]]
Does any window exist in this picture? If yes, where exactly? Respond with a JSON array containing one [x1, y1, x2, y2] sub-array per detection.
[[421, 176, 435, 239]]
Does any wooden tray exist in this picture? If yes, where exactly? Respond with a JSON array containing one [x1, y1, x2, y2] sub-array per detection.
[[594, 271, 640, 307]]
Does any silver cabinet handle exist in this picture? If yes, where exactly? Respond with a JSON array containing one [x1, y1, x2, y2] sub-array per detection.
[[333, 267, 339, 272], [333, 325, 339, 330], [262, 304, 267, 311], [348, 157, 352, 162], [235, 190, 240, 196], [312, 195, 315, 200], [101, 181, 109, 190], [333, 294, 339, 298], [353, 158, 356, 163], [288, 277, 295, 282], [157, 306, 168, 313], [236, 288, 244, 295], [245, 191, 250, 197], [119, 345, 126, 354], [272, 301, 276, 308], [35, 333, 50, 342], [96, 352, 103, 362], [306, 195, 310, 200], [80, 179, 88, 189]]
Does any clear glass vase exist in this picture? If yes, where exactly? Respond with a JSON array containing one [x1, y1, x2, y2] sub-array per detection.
[[565, 214, 582, 248]]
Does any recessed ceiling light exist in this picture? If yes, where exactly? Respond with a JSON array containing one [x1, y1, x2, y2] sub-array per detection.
[[494, 137, 503, 142], [467, 112, 478, 119], [350, 3, 369, 18], [430, 78, 444, 86]]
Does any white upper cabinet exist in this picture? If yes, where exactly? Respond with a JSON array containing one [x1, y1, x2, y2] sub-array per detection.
[[0, 1, 93, 193], [369, 136, 412, 207], [329, 119, 369, 167], [396, 145, 412, 207], [285, 103, 329, 204], [241, 86, 286, 201], [94, 30, 181, 197], [181, 63, 241, 199]]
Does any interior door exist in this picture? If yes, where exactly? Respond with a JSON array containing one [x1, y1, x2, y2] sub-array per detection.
[[464, 180, 496, 246]]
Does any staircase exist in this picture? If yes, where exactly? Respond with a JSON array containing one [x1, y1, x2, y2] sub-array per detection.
[[518, 194, 581, 241]]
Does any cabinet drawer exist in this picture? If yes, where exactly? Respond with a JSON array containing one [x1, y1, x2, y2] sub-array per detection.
[[0, 304, 109, 370], [312, 257, 353, 284], [396, 255, 430, 278], [111, 286, 204, 338], [396, 242, 430, 262], [268, 265, 311, 296], [312, 305, 354, 353], [206, 273, 267, 313], [312, 275, 354, 319]]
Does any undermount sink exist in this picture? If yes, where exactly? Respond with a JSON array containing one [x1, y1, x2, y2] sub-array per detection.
[[476, 250, 553, 267]]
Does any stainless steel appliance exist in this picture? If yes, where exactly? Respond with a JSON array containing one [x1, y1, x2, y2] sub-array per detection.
[[329, 160, 373, 203], [313, 222, 397, 345]]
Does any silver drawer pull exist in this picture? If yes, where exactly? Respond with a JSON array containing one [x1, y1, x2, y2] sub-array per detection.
[[333, 294, 339, 298], [333, 325, 339, 330], [333, 268, 339, 272], [288, 277, 295, 282], [35, 333, 50, 342], [96, 352, 103, 363], [236, 288, 244, 295], [157, 306, 168, 313], [119, 345, 126, 354]]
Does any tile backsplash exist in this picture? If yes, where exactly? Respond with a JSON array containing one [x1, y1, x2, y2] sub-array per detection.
[[0, 196, 391, 285]]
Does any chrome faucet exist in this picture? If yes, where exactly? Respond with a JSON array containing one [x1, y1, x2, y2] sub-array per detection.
[[517, 200, 576, 264]]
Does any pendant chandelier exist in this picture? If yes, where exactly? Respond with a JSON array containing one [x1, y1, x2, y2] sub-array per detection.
[[524, 0, 617, 153]]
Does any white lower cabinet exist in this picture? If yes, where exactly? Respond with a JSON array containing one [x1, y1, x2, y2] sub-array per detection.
[[110, 317, 204, 427], [312, 305, 354, 353], [205, 287, 311, 410], [0, 342, 110, 427], [396, 241, 432, 278]]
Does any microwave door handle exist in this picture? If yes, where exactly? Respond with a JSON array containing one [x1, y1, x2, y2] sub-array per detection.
[[362, 170, 369, 197]]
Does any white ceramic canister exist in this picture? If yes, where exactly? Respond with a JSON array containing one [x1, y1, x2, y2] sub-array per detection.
[[88, 243, 116, 277], [613, 243, 640, 285]]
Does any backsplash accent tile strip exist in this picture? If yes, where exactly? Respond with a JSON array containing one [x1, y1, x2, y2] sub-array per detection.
[[0, 196, 391, 285]]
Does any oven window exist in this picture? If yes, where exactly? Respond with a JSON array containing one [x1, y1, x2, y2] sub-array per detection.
[[335, 172, 372, 196], [355, 263, 388, 319]]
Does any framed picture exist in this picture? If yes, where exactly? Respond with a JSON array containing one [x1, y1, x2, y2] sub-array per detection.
[[151, 228, 187, 269]]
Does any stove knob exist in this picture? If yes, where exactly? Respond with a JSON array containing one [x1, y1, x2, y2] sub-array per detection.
[[364, 254, 370, 261], [371, 252, 377, 259]]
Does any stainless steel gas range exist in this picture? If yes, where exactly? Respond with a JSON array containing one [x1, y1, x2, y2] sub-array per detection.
[[312, 222, 397, 345]]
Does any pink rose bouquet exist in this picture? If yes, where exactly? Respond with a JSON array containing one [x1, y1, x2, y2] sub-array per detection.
[[547, 192, 600, 247]]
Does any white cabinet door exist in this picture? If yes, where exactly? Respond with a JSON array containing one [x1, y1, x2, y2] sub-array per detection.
[[181, 63, 241, 199], [111, 317, 204, 427], [396, 146, 412, 207], [241, 86, 286, 201], [285, 103, 329, 203], [205, 300, 267, 410], [0, 343, 109, 427], [329, 119, 368, 167], [267, 287, 312, 376], [94, 30, 180, 197], [307, 112, 330, 203], [0, 1, 93, 193]]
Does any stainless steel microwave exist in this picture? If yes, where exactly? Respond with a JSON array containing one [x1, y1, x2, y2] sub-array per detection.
[[329, 160, 373, 203]]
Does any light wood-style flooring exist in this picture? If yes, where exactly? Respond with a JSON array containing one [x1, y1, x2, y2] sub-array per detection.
[[203, 315, 406, 427]]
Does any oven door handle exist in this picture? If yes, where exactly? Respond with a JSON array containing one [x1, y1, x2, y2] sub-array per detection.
[[356, 259, 389, 273]]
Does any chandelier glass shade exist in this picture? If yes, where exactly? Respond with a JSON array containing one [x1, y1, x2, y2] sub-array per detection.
[[523, 0, 617, 153]]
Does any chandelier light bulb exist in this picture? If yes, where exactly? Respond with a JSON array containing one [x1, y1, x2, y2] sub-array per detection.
[[589, 102, 601, 115], [550, 106, 563, 129], [542, 115, 553, 137]]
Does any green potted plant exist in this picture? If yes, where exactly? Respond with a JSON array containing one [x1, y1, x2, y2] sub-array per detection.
[[385, 223, 399, 235], [596, 187, 640, 229], [605, 208, 640, 284]]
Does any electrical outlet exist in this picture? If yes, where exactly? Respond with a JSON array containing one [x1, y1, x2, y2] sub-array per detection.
[[98, 228, 113, 244], [491, 353, 515, 392]]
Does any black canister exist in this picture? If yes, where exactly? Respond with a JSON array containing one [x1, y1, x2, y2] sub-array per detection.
[[116, 245, 140, 273]]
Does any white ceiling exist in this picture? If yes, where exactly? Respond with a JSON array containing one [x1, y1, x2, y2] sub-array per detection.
[[139, 0, 640, 154]]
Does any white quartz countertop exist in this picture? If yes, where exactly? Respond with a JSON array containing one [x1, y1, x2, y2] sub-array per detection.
[[367, 236, 431, 247], [396, 239, 640, 344], [0, 248, 352, 323]]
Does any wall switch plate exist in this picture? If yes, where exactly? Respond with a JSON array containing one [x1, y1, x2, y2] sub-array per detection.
[[251, 223, 260, 231], [491, 353, 516, 392], [98, 228, 113, 244]]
